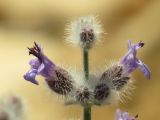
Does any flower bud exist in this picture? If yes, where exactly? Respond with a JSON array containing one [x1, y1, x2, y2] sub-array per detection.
[[66, 16, 103, 50], [94, 83, 110, 101], [75, 86, 93, 105], [100, 64, 130, 91], [45, 67, 74, 95]]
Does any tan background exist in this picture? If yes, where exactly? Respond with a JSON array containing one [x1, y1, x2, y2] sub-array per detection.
[[0, 0, 159, 120]]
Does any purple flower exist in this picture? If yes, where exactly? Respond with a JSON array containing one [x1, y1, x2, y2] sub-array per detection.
[[23, 42, 74, 95], [115, 109, 138, 120], [120, 40, 150, 79], [23, 42, 56, 85]]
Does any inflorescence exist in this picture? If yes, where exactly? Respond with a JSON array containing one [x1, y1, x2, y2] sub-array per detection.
[[23, 15, 150, 119]]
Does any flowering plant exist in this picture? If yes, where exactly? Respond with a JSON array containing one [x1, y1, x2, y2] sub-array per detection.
[[24, 16, 150, 120]]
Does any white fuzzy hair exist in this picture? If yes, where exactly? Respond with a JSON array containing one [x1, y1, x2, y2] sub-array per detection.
[[65, 16, 103, 48]]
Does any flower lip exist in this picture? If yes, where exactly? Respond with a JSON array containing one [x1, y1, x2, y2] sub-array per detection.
[[23, 69, 39, 85]]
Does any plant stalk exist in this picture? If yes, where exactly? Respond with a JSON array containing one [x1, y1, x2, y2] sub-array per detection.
[[83, 49, 89, 80], [83, 49, 91, 120]]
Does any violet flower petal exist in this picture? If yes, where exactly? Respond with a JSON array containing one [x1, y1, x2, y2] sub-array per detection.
[[115, 109, 137, 120], [29, 59, 41, 69], [120, 40, 150, 79], [23, 69, 39, 85], [137, 59, 150, 79], [24, 42, 56, 84], [116, 109, 122, 120]]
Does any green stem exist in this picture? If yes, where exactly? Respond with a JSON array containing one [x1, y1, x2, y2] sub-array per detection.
[[83, 49, 91, 120], [83, 49, 89, 80], [84, 106, 91, 120]]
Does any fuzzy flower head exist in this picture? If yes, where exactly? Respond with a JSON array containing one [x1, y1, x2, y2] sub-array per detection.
[[0, 95, 25, 120], [120, 40, 150, 79], [115, 109, 138, 120], [66, 16, 103, 50]]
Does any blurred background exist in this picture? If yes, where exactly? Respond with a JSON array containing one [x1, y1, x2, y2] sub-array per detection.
[[0, 0, 159, 120]]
